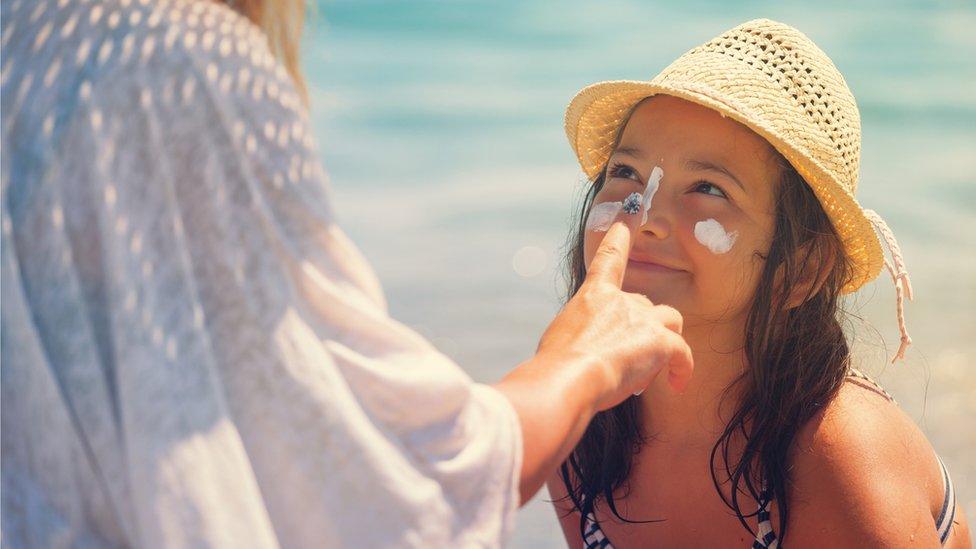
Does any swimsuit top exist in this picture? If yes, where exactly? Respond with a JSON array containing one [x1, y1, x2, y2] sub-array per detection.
[[581, 371, 958, 548], [582, 455, 956, 548]]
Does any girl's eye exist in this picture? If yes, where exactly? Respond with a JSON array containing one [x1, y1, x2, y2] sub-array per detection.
[[607, 162, 641, 182], [692, 181, 728, 199]]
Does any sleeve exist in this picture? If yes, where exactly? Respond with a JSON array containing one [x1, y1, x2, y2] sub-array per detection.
[[50, 7, 522, 547]]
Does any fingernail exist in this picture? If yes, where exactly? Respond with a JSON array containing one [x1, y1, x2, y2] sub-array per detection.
[[622, 192, 642, 215]]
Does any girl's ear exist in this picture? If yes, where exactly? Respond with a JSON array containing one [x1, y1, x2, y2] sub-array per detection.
[[784, 238, 837, 310]]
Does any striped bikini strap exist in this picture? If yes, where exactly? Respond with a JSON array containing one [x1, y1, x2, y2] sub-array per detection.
[[582, 511, 614, 549], [936, 456, 957, 545], [752, 488, 779, 549], [751, 457, 956, 548]]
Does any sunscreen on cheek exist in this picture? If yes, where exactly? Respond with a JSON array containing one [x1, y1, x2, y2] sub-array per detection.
[[587, 165, 664, 232], [585, 202, 623, 232], [694, 218, 738, 254], [585, 192, 643, 232]]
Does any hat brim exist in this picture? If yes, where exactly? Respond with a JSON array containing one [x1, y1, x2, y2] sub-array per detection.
[[565, 79, 883, 294]]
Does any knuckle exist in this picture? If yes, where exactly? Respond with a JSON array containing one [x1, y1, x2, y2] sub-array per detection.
[[623, 290, 651, 304], [655, 304, 683, 332], [595, 240, 624, 260]]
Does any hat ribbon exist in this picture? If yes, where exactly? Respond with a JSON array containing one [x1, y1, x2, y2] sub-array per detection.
[[863, 209, 914, 362]]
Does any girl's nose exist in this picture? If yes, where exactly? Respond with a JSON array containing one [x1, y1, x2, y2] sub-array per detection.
[[638, 204, 672, 240], [638, 172, 672, 240]]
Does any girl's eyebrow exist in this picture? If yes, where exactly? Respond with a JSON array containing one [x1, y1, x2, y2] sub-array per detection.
[[611, 147, 747, 193], [685, 158, 746, 192], [612, 145, 644, 159]]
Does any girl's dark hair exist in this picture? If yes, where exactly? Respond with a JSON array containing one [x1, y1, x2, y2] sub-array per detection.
[[557, 108, 856, 544]]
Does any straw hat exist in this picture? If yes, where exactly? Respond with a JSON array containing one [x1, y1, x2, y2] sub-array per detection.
[[566, 19, 915, 360]]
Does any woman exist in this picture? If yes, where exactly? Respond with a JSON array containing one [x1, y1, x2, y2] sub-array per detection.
[[548, 19, 969, 548], [0, 0, 692, 546]]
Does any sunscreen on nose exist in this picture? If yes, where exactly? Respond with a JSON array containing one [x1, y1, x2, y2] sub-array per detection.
[[641, 166, 664, 226], [585, 165, 665, 232]]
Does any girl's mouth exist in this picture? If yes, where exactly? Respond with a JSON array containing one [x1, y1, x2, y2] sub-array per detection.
[[627, 256, 686, 274]]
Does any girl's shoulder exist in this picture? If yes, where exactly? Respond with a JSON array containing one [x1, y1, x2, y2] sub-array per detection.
[[793, 368, 924, 468], [785, 369, 953, 546]]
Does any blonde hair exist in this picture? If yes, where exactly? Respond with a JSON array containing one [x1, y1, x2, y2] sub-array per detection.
[[227, 0, 312, 106]]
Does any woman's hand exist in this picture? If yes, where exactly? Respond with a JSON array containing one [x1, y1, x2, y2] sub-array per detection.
[[536, 215, 693, 409], [494, 208, 693, 504]]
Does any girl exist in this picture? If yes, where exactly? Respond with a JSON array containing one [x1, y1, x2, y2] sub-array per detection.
[[548, 19, 970, 548]]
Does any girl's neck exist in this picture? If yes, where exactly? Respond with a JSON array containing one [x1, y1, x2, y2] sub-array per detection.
[[639, 321, 748, 449]]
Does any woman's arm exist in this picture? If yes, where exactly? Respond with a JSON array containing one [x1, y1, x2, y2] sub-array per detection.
[[494, 353, 603, 508], [495, 215, 694, 506]]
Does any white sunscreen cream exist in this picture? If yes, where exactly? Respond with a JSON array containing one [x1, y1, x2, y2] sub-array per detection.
[[641, 166, 664, 226], [585, 165, 665, 232], [694, 218, 738, 254], [585, 201, 623, 232]]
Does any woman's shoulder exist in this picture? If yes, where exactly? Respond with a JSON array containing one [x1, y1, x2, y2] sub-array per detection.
[[785, 369, 950, 545], [6, 0, 264, 75], [3, 0, 303, 127], [4, 0, 314, 188]]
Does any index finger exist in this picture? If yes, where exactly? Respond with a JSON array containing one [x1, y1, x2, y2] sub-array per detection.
[[584, 207, 641, 288]]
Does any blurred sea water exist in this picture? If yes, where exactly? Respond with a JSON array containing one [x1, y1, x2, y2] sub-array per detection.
[[303, 1, 975, 545]]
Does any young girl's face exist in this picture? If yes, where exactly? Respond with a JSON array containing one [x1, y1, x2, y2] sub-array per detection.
[[583, 95, 781, 327]]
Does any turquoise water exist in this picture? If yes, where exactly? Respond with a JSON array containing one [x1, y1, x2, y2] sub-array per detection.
[[303, 1, 975, 545]]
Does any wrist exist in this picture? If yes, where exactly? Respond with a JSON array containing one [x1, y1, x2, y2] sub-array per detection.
[[494, 350, 610, 504], [512, 350, 609, 418]]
